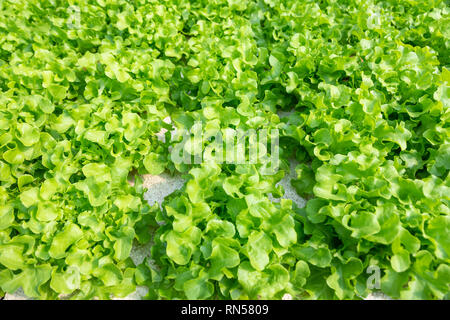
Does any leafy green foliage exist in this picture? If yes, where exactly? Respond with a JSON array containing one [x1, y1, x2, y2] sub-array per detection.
[[0, 0, 448, 300]]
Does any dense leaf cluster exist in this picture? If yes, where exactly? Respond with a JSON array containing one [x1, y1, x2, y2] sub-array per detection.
[[0, 0, 448, 299]]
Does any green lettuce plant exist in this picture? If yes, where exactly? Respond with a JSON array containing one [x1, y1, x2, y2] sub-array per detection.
[[0, 0, 448, 300]]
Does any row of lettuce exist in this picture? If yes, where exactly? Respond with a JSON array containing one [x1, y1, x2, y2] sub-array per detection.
[[0, 0, 448, 299]]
